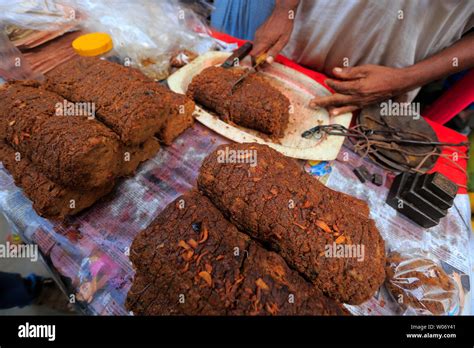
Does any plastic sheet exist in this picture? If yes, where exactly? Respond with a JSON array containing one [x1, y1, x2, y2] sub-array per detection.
[[0, 1, 78, 31], [385, 250, 461, 315], [0, 31, 41, 80], [67, 0, 217, 80], [1, 0, 221, 79], [0, 0, 78, 80], [324, 145, 471, 315]]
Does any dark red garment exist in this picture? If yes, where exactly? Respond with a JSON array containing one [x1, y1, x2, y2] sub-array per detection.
[[211, 30, 468, 193]]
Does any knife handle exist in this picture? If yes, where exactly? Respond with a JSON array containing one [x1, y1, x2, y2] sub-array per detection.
[[253, 53, 268, 67], [221, 42, 253, 69]]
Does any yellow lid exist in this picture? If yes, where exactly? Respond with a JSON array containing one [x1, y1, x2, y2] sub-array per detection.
[[308, 160, 321, 166], [72, 32, 113, 57]]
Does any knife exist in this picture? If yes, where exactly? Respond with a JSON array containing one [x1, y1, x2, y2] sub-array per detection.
[[221, 42, 253, 69], [231, 52, 268, 92]]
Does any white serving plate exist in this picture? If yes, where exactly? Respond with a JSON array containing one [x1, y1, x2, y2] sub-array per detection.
[[167, 51, 351, 160]]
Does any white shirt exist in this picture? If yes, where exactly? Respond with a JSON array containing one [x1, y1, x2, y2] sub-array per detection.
[[283, 0, 473, 100]]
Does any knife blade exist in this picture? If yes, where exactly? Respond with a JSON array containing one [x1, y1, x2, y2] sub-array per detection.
[[221, 42, 253, 69], [231, 52, 268, 93]]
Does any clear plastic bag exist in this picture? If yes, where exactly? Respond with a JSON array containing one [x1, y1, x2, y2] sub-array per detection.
[[0, 1, 228, 80], [385, 249, 460, 315], [0, 0, 78, 31], [0, 31, 42, 81], [66, 0, 218, 80]]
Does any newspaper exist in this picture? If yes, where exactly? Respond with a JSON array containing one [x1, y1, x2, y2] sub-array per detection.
[[0, 126, 471, 315]]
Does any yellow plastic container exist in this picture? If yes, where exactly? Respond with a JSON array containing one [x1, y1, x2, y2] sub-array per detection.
[[72, 32, 113, 57], [307, 160, 320, 166]]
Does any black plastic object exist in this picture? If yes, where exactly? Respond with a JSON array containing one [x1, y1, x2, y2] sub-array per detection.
[[386, 172, 457, 228], [372, 173, 383, 186], [353, 166, 371, 183], [423, 172, 457, 202]]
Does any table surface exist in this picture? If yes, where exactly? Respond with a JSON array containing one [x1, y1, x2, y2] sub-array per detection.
[[0, 123, 471, 315]]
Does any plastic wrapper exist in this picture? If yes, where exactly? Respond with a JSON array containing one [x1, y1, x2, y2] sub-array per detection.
[[66, 0, 218, 80], [0, 0, 231, 79], [0, 31, 42, 80], [385, 249, 461, 315], [170, 49, 198, 68], [0, 1, 78, 31]]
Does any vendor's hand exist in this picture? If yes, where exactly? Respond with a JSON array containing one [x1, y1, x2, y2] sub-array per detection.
[[309, 65, 412, 116], [250, 0, 299, 64]]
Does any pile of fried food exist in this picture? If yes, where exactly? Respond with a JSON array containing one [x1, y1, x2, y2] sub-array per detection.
[[0, 57, 195, 220], [126, 143, 387, 315]]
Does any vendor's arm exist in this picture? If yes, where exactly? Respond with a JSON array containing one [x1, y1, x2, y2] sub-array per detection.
[[250, 0, 300, 63], [310, 32, 474, 116]]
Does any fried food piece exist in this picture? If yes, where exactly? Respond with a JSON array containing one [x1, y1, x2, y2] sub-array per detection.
[[0, 82, 121, 190], [170, 49, 198, 68], [0, 141, 114, 220], [126, 191, 347, 315], [46, 57, 195, 145], [154, 90, 195, 145], [187, 66, 289, 139], [385, 251, 459, 315], [121, 138, 160, 176], [198, 143, 386, 304]]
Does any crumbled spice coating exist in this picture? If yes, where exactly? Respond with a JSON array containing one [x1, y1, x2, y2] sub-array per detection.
[[198, 143, 386, 304], [0, 136, 159, 219], [46, 57, 195, 145], [187, 66, 289, 139], [121, 138, 160, 177], [0, 141, 114, 220], [154, 90, 195, 145], [126, 191, 348, 315], [0, 82, 121, 190]]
